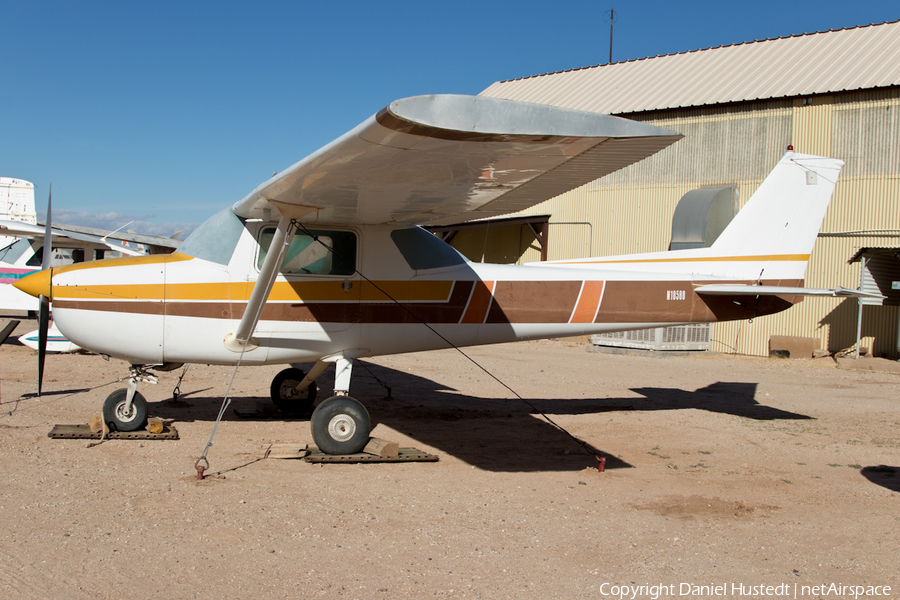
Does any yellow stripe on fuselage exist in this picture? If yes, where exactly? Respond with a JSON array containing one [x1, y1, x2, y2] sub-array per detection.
[[53, 279, 455, 303], [556, 254, 810, 265]]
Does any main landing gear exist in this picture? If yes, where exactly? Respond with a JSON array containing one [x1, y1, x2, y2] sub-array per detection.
[[270, 355, 371, 455], [270, 367, 318, 414]]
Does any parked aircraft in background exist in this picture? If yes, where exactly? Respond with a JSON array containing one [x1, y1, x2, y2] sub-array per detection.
[[0, 188, 181, 311], [13, 95, 878, 455], [1, 177, 182, 350]]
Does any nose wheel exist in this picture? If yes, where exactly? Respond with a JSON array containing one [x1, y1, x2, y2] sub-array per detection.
[[103, 365, 157, 431], [103, 388, 148, 432]]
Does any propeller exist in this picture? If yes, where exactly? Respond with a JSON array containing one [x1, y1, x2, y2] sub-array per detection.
[[37, 185, 52, 396]]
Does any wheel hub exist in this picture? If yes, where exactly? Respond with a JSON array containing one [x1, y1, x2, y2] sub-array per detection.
[[327, 414, 356, 442], [280, 380, 307, 400], [115, 401, 137, 422]]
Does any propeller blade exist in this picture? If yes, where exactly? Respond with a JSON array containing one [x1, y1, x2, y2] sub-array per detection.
[[37, 294, 49, 396], [37, 186, 52, 396]]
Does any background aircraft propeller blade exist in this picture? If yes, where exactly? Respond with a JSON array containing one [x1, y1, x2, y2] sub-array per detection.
[[37, 185, 52, 396], [42, 184, 52, 270]]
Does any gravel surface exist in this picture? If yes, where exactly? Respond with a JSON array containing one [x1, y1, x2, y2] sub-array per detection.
[[1, 321, 898, 599]]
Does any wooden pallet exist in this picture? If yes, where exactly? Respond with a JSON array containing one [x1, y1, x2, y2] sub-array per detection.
[[48, 424, 179, 440], [305, 446, 438, 464]]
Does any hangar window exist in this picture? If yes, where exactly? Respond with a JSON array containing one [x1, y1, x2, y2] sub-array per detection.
[[257, 227, 356, 276]]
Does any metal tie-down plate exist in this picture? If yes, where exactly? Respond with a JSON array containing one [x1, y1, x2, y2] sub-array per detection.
[[48, 424, 180, 440]]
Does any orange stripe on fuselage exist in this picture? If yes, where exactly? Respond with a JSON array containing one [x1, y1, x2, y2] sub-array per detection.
[[460, 281, 495, 324], [569, 280, 605, 324], [52, 279, 455, 303], [554, 254, 810, 265]]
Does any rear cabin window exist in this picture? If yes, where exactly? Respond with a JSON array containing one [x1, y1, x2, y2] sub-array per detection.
[[257, 227, 357, 276], [391, 227, 467, 270]]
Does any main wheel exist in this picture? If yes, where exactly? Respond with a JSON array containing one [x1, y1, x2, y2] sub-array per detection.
[[270, 368, 318, 414], [310, 396, 371, 455], [103, 388, 148, 432]]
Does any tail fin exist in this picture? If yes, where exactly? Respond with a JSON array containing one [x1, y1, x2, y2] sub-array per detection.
[[538, 152, 843, 282], [708, 152, 843, 280], [0, 178, 37, 224]]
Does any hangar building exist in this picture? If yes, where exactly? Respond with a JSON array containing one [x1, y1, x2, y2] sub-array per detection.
[[467, 20, 900, 358]]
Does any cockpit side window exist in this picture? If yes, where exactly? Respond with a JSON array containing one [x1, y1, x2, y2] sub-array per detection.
[[257, 227, 357, 276], [0, 238, 33, 264], [179, 208, 246, 265]]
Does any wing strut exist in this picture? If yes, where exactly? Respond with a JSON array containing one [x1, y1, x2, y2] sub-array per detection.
[[224, 215, 295, 352]]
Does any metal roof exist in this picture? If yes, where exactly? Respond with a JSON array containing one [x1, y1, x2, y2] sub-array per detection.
[[480, 21, 900, 114]]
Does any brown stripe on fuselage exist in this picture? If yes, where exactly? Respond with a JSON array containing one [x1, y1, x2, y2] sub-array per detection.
[[595, 281, 696, 323], [53, 299, 165, 316], [486, 280, 582, 324], [460, 281, 495, 324], [691, 278, 804, 322], [357, 280, 474, 324], [594, 279, 805, 324], [53, 278, 806, 325]]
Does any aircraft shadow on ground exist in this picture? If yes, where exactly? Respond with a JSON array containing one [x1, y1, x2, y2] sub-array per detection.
[[149, 362, 811, 473], [860, 465, 900, 492], [623, 382, 812, 420]]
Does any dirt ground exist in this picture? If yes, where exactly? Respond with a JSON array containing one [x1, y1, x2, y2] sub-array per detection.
[[1, 318, 898, 600]]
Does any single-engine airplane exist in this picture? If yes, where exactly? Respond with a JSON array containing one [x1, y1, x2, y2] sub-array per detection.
[[13, 94, 877, 455]]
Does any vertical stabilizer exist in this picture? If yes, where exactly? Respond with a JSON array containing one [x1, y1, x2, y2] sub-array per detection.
[[0, 178, 37, 224], [708, 152, 843, 279]]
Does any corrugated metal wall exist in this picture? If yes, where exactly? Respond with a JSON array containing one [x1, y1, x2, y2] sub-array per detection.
[[506, 89, 900, 357]]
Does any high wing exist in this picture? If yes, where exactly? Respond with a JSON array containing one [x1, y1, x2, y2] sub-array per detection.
[[232, 95, 682, 225], [0, 220, 180, 256]]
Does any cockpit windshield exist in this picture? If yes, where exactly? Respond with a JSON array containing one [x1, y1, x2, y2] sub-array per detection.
[[178, 208, 245, 265]]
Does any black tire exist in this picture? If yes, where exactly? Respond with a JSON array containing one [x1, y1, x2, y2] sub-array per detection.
[[270, 368, 318, 414], [310, 396, 371, 455], [103, 388, 148, 432]]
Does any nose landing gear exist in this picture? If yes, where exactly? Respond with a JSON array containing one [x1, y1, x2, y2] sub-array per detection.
[[103, 366, 157, 431]]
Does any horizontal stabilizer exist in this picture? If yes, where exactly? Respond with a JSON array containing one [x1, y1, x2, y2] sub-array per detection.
[[695, 284, 884, 299]]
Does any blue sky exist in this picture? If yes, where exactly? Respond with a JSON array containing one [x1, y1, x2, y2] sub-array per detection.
[[2, 0, 898, 238]]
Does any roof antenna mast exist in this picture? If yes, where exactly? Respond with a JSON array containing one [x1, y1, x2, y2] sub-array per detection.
[[604, 7, 617, 65]]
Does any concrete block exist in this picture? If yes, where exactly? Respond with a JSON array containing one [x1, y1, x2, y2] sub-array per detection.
[[768, 335, 817, 359]]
